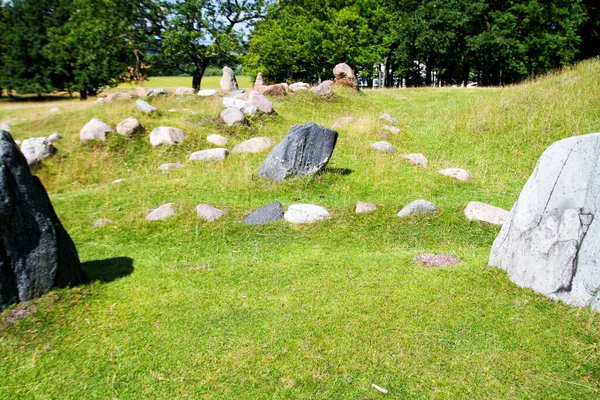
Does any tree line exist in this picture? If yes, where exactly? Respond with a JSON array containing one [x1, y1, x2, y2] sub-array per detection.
[[0, 0, 598, 97]]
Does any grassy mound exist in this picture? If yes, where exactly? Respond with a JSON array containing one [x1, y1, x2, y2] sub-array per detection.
[[1, 59, 600, 399]]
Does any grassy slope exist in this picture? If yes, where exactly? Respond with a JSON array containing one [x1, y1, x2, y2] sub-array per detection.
[[1, 60, 600, 399]]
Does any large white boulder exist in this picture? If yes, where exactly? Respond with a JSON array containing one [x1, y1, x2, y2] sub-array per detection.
[[20, 137, 56, 167], [149, 127, 185, 147], [284, 204, 331, 224], [80, 118, 114, 142], [489, 132, 600, 311]]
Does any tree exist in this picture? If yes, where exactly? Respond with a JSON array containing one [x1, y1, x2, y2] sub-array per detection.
[[161, 0, 270, 91]]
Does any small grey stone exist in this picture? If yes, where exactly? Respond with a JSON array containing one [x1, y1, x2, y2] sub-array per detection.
[[375, 131, 390, 139], [93, 218, 111, 227], [402, 153, 428, 168], [438, 168, 471, 182], [206, 134, 228, 146], [158, 163, 183, 173], [383, 125, 401, 134], [379, 113, 399, 125], [47, 133, 63, 143], [284, 204, 331, 224], [136, 100, 157, 114], [355, 202, 377, 213], [232, 137, 273, 153], [20, 137, 56, 167], [371, 141, 395, 153], [189, 148, 229, 162], [174, 87, 196, 95], [116, 117, 145, 137], [150, 127, 185, 147], [80, 118, 114, 142], [220, 108, 246, 126], [198, 89, 218, 97], [464, 202, 509, 226], [145, 203, 175, 221], [397, 200, 437, 217], [415, 253, 461, 268], [244, 202, 283, 225], [195, 204, 226, 222]]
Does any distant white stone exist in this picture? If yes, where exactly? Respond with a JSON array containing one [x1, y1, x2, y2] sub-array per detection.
[[379, 113, 399, 125], [220, 108, 246, 126], [198, 89, 218, 97], [206, 134, 228, 146], [371, 141, 395, 153], [438, 168, 471, 182], [289, 82, 310, 92], [136, 100, 157, 114], [355, 202, 377, 213], [150, 127, 185, 147], [222, 97, 258, 116], [158, 163, 183, 173], [232, 137, 273, 153], [174, 87, 196, 95], [95, 98, 105, 104], [145, 203, 176, 221], [189, 148, 229, 161], [402, 153, 428, 168], [116, 117, 144, 137], [80, 118, 114, 142], [397, 200, 437, 217], [195, 204, 226, 222], [383, 125, 401, 134], [284, 204, 331, 224], [464, 201, 509, 225], [220, 66, 239, 91]]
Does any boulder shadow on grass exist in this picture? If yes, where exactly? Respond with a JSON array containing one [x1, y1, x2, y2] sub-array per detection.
[[322, 167, 353, 176], [82, 257, 134, 283]]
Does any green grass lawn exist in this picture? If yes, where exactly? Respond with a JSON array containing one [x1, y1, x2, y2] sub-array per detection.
[[118, 75, 253, 90], [1, 60, 600, 399]]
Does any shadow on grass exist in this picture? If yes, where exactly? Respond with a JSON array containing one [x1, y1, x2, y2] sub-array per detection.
[[0, 94, 81, 103], [323, 167, 353, 176], [82, 257, 134, 283]]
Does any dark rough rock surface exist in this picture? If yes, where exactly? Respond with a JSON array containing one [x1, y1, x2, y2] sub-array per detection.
[[244, 202, 284, 225], [0, 130, 85, 309], [258, 123, 338, 182]]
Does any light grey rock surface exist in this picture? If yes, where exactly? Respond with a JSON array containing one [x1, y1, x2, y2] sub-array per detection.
[[116, 117, 144, 137], [258, 122, 338, 182], [145, 203, 176, 221], [397, 200, 437, 217], [222, 97, 257, 116], [20, 137, 56, 167], [244, 202, 283, 225], [147, 88, 168, 97], [489, 132, 600, 311], [289, 82, 310, 92], [284, 204, 331, 224], [174, 87, 196, 95], [332, 116, 356, 129], [383, 125, 401, 134], [248, 91, 274, 114], [47, 132, 63, 143], [150, 127, 185, 147], [438, 168, 471, 182], [136, 100, 157, 114], [464, 201, 509, 225], [371, 141, 395, 153], [333, 63, 358, 90], [355, 202, 377, 213], [195, 204, 226, 222], [226, 89, 246, 98], [80, 118, 114, 142], [158, 163, 184, 173], [402, 153, 428, 168], [189, 148, 229, 162], [220, 108, 246, 126], [379, 113, 399, 125], [232, 137, 273, 153], [220, 66, 239, 90], [0, 130, 85, 309], [312, 80, 334, 96], [206, 134, 229, 146], [198, 89, 218, 97]]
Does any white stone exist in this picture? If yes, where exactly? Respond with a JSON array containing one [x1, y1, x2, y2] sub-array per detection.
[[379, 113, 399, 125], [248, 91, 274, 114], [80, 118, 114, 142], [232, 137, 273, 153], [290, 82, 310, 92], [397, 200, 437, 217], [371, 141, 395, 153], [383, 125, 401, 134], [116, 117, 144, 137], [355, 202, 377, 213], [489, 132, 600, 311], [150, 127, 185, 147], [284, 204, 331, 224], [145, 203, 176, 221], [220, 66, 238, 90], [189, 148, 229, 162], [438, 168, 471, 182], [464, 202, 509, 225], [147, 88, 168, 97], [47, 132, 63, 143], [195, 204, 226, 222], [402, 153, 428, 168], [174, 87, 196, 95], [198, 89, 218, 97], [222, 97, 257, 116], [220, 108, 245, 126], [206, 134, 228, 146], [136, 100, 157, 114], [20, 137, 56, 167]]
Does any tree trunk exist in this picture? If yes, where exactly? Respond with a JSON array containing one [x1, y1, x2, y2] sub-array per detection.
[[192, 60, 209, 91], [79, 90, 87, 101]]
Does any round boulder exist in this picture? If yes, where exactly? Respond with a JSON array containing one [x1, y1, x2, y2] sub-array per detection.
[[150, 127, 185, 147], [80, 118, 114, 142], [333, 63, 358, 90], [116, 117, 145, 137], [284, 204, 331, 224]]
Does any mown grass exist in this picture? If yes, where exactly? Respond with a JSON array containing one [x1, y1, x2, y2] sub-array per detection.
[[1, 59, 600, 399]]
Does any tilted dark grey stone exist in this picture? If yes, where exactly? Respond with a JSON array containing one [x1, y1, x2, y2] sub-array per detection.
[[244, 202, 284, 225], [0, 130, 86, 310], [258, 123, 338, 182]]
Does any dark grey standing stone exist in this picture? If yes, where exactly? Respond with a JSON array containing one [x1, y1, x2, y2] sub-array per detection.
[[258, 122, 338, 182], [0, 130, 86, 310], [244, 202, 284, 225]]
